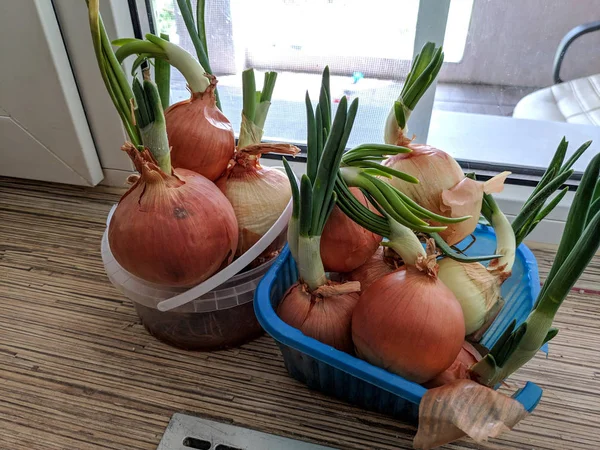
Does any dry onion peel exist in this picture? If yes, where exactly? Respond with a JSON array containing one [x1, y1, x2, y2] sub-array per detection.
[[413, 379, 528, 449], [423, 341, 482, 389]]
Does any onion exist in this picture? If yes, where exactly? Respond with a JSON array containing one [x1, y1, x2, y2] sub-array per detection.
[[384, 146, 509, 245], [277, 92, 362, 354], [320, 187, 382, 272], [166, 79, 235, 181], [352, 261, 465, 383], [217, 144, 298, 257], [423, 341, 482, 388], [437, 258, 502, 335], [348, 247, 401, 291], [109, 144, 238, 286], [277, 282, 360, 353]]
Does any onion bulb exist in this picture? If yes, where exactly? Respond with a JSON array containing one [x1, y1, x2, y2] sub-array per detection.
[[217, 144, 299, 257], [277, 281, 360, 353], [384, 145, 509, 245], [109, 144, 238, 286], [348, 247, 402, 291], [437, 258, 502, 335], [320, 187, 382, 272], [352, 261, 465, 383], [166, 78, 235, 181], [423, 341, 482, 388]]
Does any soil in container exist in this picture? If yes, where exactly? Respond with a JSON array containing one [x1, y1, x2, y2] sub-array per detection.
[[134, 301, 263, 351]]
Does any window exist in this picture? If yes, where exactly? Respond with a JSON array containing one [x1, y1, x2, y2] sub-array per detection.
[[143, 0, 600, 185], [148, 0, 475, 149]]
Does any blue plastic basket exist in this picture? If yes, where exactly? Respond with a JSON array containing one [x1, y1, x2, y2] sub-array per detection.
[[254, 225, 543, 423]]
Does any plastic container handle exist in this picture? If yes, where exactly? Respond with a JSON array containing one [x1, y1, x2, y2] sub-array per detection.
[[154, 198, 292, 311]]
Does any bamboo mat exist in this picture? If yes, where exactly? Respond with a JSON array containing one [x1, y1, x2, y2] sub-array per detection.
[[1, 176, 599, 450]]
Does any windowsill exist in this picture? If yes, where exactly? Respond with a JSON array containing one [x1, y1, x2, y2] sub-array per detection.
[[428, 110, 600, 175]]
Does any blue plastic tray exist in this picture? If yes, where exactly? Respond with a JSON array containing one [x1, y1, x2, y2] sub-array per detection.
[[254, 225, 543, 423]]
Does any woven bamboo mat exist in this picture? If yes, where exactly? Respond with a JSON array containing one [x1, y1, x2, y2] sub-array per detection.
[[1, 176, 599, 450]]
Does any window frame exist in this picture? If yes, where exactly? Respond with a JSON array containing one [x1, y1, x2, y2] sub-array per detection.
[[65, 0, 580, 244]]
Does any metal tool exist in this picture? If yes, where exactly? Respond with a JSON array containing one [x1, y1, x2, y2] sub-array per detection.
[[158, 413, 337, 450]]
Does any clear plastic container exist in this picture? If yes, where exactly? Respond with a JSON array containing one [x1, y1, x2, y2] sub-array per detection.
[[101, 192, 293, 351], [101, 230, 279, 350]]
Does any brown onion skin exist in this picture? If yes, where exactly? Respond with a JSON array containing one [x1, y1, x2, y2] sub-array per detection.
[[422, 341, 482, 389], [384, 144, 475, 245], [320, 187, 382, 273], [166, 89, 235, 181], [109, 149, 238, 286], [277, 282, 359, 353], [348, 247, 402, 291], [352, 268, 465, 383]]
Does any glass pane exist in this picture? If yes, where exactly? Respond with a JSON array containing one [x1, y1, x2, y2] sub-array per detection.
[[151, 0, 437, 148]]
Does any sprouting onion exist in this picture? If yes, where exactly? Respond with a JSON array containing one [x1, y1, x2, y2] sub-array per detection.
[[175, 0, 221, 109], [218, 68, 299, 258], [277, 91, 362, 353], [472, 151, 600, 387], [352, 233, 466, 383], [85, 1, 239, 287], [154, 33, 171, 109], [114, 34, 235, 181], [299, 67, 481, 274], [507, 138, 591, 246], [382, 44, 508, 245], [446, 139, 590, 337], [131, 69, 170, 173], [384, 42, 443, 146], [237, 68, 278, 149], [86, 0, 140, 146]]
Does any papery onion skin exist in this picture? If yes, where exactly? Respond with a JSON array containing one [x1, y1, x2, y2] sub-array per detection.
[[277, 282, 359, 353], [352, 268, 465, 383], [321, 187, 382, 273], [217, 162, 291, 257], [423, 341, 482, 389], [348, 247, 400, 291], [217, 144, 297, 258], [109, 148, 238, 286], [384, 145, 477, 245], [166, 86, 235, 181]]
